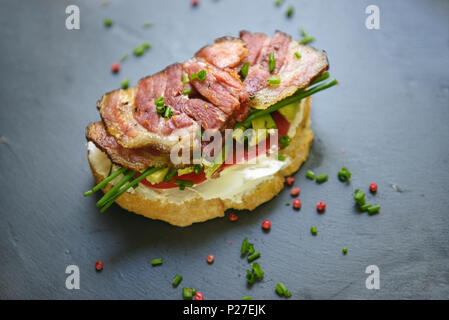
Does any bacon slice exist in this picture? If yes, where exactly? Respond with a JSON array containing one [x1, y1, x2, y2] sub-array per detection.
[[196, 37, 248, 69], [240, 30, 329, 109], [86, 121, 178, 170]]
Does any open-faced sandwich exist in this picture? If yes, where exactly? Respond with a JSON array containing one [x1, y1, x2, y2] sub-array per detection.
[[84, 30, 337, 226]]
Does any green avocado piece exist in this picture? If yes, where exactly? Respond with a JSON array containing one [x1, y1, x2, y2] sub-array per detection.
[[146, 167, 169, 184], [278, 101, 300, 122]]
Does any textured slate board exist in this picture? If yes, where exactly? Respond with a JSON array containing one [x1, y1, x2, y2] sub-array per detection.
[[0, 0, 448, 299]]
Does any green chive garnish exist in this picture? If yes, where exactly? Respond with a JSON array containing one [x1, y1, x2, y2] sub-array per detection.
[[294, 52, 301, 59], [278, 155, 286, 161], [275, 282, 292, 297], [367, 205, 381, 215], [248, 243, 255, 255], [84, 167, 127, 197], [121, 79, 129, 89], [251, 262, 264, 279], [279, 135, 291, 149], [190, 69, 207, 81], [306, 170, 315, 180], [240, 62, 250, 80], [103, 18, 114, 27], [96, 169, 135, 207], [133, 46, 144, 56], [164, 168, 177, 182], [286, 6, 294, 18], [315, 173, 328, 184], [360, 204, 372, 212], [193, 164, 202, 175], [338, 167, 352, 182], [269, 52, 276, 73], [174, 179, 194, 190], [151, 258, 163, 266], [142, 42, 151, 50], [275, 0, 284, 6], [242, 296, 252, 300], [241, 237, 249, 254], [182, 72, 189, 87], [300, 28, 315, 45], [182, 287, 195, 299], [285, 202, 290, 206], [247, 251, 260, 262], [268, 76, 281, 85], [342, 247, 348, 255], [120, 54, 129, 62], [172, 274, 183, 287], [182, 89, 192, 95], [353, 189, 366, 206], [246, 270, 256, 285], [163, 106, 173, 118], [143, 22, 153, 28], [311, 226, 318, 236]]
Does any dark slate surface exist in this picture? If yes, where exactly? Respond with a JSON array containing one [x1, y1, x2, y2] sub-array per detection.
[[0, 0, 448, 300]]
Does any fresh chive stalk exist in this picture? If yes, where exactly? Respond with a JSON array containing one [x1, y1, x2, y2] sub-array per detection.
[[84, 167, 127, 196], [151, 258, 163, 266], [247, 251, 260, 262], [96, 169, 136, 207], [172, 274, 183, 287], [315, 173, 328, 184], [306, 170, 315, 180]]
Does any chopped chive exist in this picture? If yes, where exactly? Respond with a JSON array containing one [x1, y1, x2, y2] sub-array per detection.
[[183, 287, 195, 299], [285, 202, 290, 206], [278, 155, 286, 161], [151, 258, 163, 266], [247, 251, 260, 262], [251, 262, 264, 279], [142, 42, 151, 50], [133, 45, 145, 56], [155, 96, 164, 107], [246, 270, 256, 285], [121, 78, 129, 89], [193, 164, 202, 175], [237, 78, 338, 128], [279, 135, 291, 149], [248, 243, 255, 255], [96, 169, 135, 207], [241, 237, 249, 254], [367, 205, 381, 215], [143, 22, 153, 28], [275, 0, 284, 6], [103, 18, 114, 27], [300, 28, 315, 45], [338, 167, 352, 182], [354, 189, 366, 206], [268, 76, 281, 85], [190, 69, 207, 81], [84, 167, 127, 196], [306, 170, 315, 180], [311, 225, 318, 236], [99, 167, 161, 212], [342, 247, 348, 255], [360, 203, 372, 212], [163, 106, 173, 118], [242, 296, 252, 300], [275, 282, 292, 297], [172, 274, 183, 287], [294, 52, 301, 59], [182, 89, 192, 95], [315, 173, 328, 184], [269, 52, 276, 73], [286, 6, 294, 18], [164, 168, 177, 182], [120, 54, 129, 62], [174, 179, 194, 190], [182, 72, 189, 87], [240, 62, 250, 80]]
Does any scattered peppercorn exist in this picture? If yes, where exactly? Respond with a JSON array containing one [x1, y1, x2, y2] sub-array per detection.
[[194, 291, 204, 300], [311, 226, 318, 236], [111, 62, 120, 73], [191, 0, 199, 6], [229, 212, 238, 222], [206, 254, 214, 264], [290, 187, 300, 196], [369, 183, 378, 193], [262, 219, 271, 230], [285, 176, 295, 186], [293, 198, 301, 209], [95, 260, 103, 271], [316, 201, 326, 212]]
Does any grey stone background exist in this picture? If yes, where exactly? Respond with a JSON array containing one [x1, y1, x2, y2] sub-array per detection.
[[0, 0, 448, 299]]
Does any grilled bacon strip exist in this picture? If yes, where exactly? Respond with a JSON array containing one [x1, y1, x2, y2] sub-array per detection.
[[88, 31, 329, 170]]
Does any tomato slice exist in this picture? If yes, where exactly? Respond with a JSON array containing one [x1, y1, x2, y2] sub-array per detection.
[[139, 111, 290, 190]]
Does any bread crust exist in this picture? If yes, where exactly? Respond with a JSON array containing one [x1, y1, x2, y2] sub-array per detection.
[[88, 97, 313, 226]]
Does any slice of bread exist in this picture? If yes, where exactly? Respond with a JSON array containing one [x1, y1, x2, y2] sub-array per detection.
[[87, 97, 313, 226]]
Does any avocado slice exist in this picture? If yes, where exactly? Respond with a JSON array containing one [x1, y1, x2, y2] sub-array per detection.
[[146, 167, 169, 184], [177, 166, 195, 176], [278, 101, 300, 122]]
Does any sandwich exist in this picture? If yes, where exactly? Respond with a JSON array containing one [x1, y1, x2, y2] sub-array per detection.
[[84, 30, 337, 226]]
